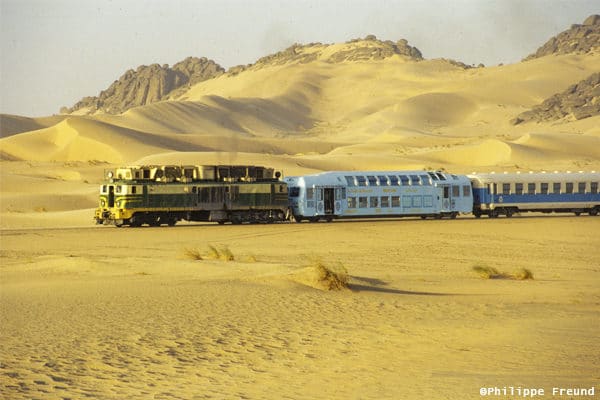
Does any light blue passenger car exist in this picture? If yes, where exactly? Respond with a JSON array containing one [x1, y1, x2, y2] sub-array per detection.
[[285, 170, 472, 222], [469, 171, 600, 217]]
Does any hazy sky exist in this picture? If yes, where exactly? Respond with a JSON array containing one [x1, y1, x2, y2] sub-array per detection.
[[1, 0, 598, 117]]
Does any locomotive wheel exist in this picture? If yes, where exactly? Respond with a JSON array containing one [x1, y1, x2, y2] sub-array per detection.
[[149, 216, 161, 227], [129, 215, 143, 227]]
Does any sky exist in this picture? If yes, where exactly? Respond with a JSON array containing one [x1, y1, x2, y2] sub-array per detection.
[[1, 0, 598, 117]]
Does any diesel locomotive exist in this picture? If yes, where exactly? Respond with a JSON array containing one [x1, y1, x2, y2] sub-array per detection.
[[94, 164, 290, 227]]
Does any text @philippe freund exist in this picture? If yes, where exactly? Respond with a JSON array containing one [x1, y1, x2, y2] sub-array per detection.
[[479, 386, 596, 398]]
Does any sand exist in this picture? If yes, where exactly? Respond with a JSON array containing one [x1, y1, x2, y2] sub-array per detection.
[[1, 218, 599, 399], [1, 48, 600, 398]]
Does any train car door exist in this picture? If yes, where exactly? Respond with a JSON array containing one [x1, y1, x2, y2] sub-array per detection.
[[324, 188, 335, 215], [441, 185, 451, 212]]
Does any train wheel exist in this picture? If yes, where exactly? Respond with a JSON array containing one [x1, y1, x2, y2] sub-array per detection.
[[421, 216, 427, 220], [149, 216, 161, 227], [505, 210, 513, 218], [590, 208, 599, 216], [450, 212, 457, 219], [129, 215, 143, 227], [574, 211, 581, 216]]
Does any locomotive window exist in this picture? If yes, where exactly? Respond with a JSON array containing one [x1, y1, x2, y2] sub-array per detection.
[[463, 185, 471, 197], [452, 185, 460, 197], [540, 183, 549, 194], [131, 186, 137, 194], [116, 185, 122, 193], [566, 183, 574, 194], [347, 197, 357, 208], [553, 182, 561, 193], [367, 176, 377, 186], [345, 176, 356, 186], [369, 196, 378, 208], [578, 182, 586, 193], [356, 176, 367, 186], [391, 196, 400, 207], [410, 175, 421, 185], [388, 176, 399, 186], [102, 185, 107, 193], [378, 176, 389, 186], [199, 187, 210, 202], [306, 188, 314, 199], [591, 182, 598, 194], [143, 169, 151, 179], [399, 175, 409, 185], [381, 196, 390, 207], [527, 183, 536, 194], [515, 183, 523, 195], [359, 197, 368, 208], [192, 186, 197, 194], [289, 187, 300, 197], [420, 175, 431, 185], [502, 183, 510, 195]]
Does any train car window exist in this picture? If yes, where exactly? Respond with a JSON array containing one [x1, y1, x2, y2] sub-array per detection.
[[367, 176, 378, 186], [289, 187, 300, 197], [357, 176, 367, 186], [345, 176, 356, 186], [420, 175, 431, 185], [369, 197, 378, 208], [403, 195, 411, 207], [591, 182, 598, 194], [410, 175, 420, 185], [399, 175, 409, 185], [515, 183, 523, 195], [443, 186, 450, 199], [502, 183, 510, 195], [347, 197, 357, 208], [428, 172, 439, 181], [378, 176, 389, 186], [381, 196, 390, 207], [339, 188, 346, 199], [553, 182, 561, 193], [436, 172, 446, 180], [452, 186, 460, 197], [527, 183, 536, 194], [388, 176, 399, 186], [412, 196, 422, 207], [578, 182, 586, 193], [359, 197, 368, 208], [306, 188, 314, 199], [540, 183, 549, 194], [424, 196, 433, 207], [391, 196, 400, 207], [566, 183, 574, 194], [463, 185, 471, 197]]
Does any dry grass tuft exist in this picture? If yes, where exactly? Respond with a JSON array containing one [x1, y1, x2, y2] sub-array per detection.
[[472, 265, 534, 280], [311, 259, 349, 290], [183, 248, 203, 261]]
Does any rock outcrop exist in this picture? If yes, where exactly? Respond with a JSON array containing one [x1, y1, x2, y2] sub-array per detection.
[[228, 35, 423, 76], [63, 57, 224, 115], [510, 72, 600, 124], [523, 14, 600, 61]]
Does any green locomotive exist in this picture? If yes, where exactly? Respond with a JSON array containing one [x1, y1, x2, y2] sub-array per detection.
[[94, 164, 290, 227]]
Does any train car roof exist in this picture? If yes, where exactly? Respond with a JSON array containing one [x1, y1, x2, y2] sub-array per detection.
[[285, 170, 470, 185], [468, 171, 599, 183]]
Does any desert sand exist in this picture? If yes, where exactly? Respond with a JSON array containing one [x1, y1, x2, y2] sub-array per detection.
[[1, 40, 600, 399]]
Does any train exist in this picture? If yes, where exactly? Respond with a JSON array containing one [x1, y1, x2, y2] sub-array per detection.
[[94, 164, 289, 227], [94, 165, 600, 226]]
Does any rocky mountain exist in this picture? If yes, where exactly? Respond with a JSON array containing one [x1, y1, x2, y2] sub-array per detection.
[[227, 35, 423, 76], [523, 14, 600, 61], [62, 57, 224, 115], [511, 72, 600, 125]]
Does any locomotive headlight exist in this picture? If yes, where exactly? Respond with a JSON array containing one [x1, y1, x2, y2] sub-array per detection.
[[116, 200, 122, 208], [100, 199, 106, 207]]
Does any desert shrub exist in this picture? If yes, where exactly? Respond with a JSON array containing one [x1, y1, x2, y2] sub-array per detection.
[[472, 265, 534, 280], [311, 259, 349, 290], [183, 248, 203, 261]]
